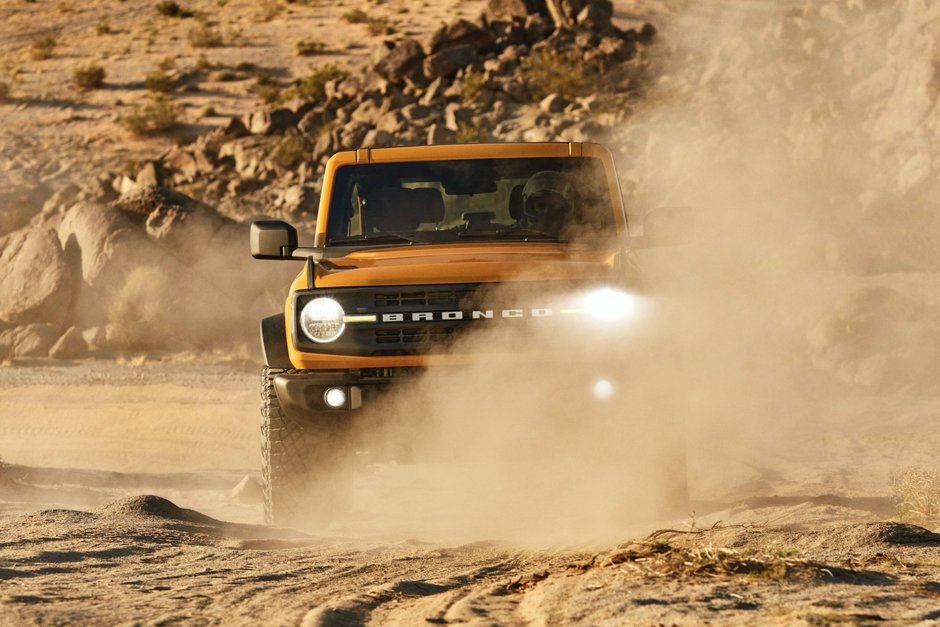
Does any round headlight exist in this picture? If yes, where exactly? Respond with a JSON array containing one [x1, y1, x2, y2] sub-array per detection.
[[299, 297, 346, 343]]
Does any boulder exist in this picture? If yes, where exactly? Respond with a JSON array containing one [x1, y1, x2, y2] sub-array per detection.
[[245, 108, 299, 135], [577, 0, 613, 31], [486, 0, 548, 21], [49, 326, 87, 359], [0, 227, 72, 326], [0, 323, 61, 358], [428, 19, 496, 54], [423, 45, 481, 80], [373, 38, 425, 84], [524, 14, 553, 44]]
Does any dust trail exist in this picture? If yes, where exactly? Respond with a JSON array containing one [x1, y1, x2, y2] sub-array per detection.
[[341, 0, 940, 542]]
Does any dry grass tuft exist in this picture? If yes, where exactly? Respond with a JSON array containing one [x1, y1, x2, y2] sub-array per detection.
[[145, 69, 178, 93], [893, 467, 940, 528], [73, 64, 106, 90], [188, 24, 223, 48], [269, 134, 311, 169], [0, 81, 10, 102], [295, 40, 326, 56], [156, 1, 195, 18], [120, 96, 180, 135], [282, 64, 347, 102], [30, 35, 58, 60]]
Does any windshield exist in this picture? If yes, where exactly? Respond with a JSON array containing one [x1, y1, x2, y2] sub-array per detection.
[[325, 157, 618, 247]]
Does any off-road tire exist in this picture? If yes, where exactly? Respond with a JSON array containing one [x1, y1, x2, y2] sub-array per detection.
[[261, 366, 353, 527]]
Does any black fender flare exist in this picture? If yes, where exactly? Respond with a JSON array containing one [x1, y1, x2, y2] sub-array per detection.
[[260, 314, 293, 369]]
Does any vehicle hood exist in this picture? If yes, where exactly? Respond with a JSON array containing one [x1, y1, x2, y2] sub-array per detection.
[[313, 243, 622, 288]]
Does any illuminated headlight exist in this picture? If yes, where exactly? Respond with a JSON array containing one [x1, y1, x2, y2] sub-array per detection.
[[582, 288, 636, 321], [299, 297, 346, 343], [324, 387, 348, 409]]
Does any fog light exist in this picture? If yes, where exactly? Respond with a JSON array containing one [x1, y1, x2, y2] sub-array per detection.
[[593, 379, 614, 400], [324, 387, 347, 409]]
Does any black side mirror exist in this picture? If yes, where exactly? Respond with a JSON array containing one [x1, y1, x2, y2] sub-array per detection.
[[250, 220, 298, 259]]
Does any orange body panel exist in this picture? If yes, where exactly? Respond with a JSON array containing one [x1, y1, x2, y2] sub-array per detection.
[[289, 142, 628, 370]]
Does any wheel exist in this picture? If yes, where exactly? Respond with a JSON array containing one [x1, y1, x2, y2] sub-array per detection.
[[260, 366, 353, 527]]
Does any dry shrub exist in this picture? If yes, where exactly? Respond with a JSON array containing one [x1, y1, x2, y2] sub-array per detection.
[[0, 81, 10, 101], [30, 35, 57, 60], [892, 467, 940, 528], [188, 24, 223, 48], [295, 40, 326, 56], [73, 64, 106, 90], [156, 1, 194, 18], [269, 134, 310, 169], [107, 266, 180, 349], [522, 48, 594, 100], [283, 64, 348, 102], [341, 9, 368, 23], [121, 96, 180, 135], [145, 69, 178, 93]]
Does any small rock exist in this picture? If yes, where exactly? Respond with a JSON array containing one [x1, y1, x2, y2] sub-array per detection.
[[444, 104, 473, 131], [423, 45, 481, 80], [135, 161, 162, 187], [428, 124, 457, 144], [374, 38, 425, 84], [362, 129, 396, 148], [231, 474, 264, 504], [428, 19, 495, 54], [246, 108, 299, 135], [539, 93, 568, 113], [401, 103, 431, 121], [49, 326, 87, 359], [524, 14, 553, 44], [486, 0, 548, 21], [577, 0, 613, 32]]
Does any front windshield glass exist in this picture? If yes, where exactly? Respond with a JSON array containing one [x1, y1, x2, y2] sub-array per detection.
[[325, 157, 617, 247]]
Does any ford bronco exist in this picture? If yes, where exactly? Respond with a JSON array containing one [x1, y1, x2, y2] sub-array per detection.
[[250, 142, 688, 526]]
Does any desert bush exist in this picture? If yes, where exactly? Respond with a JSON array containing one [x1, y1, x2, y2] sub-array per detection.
[[341, 9, 368, 23], [120, 96, 180, 135], [30, 35, 57, 60], [156, 1, 194, 18], [145, 69, 178, 93], [893, 467, 940, 528], [461, 70, 486, 101], [283, 64, 347, 102], [522, 48, 594, 100], [73, 64, 106, 90], [252, 76, 281, 104], [456, 122, 488, 144], [0, 81, 10, 101], [96, 21, 111, 35], [269, 134, 311, 169], [188, 24, 223, 48], [295, 40, 326, 56], [258, 0, 282, 21]]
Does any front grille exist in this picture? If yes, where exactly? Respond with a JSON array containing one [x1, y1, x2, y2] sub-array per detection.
[[374, 325, 456, 345], [374, 289, 475, 309]]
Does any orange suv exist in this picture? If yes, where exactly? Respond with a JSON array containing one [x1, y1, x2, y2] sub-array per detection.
[[250, 142, 687, 526]]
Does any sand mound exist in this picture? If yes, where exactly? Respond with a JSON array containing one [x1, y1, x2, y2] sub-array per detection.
[[99, 495, 221, 525]]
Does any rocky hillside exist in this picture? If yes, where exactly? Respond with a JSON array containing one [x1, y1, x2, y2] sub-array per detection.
[[0, 0, 658, 361]]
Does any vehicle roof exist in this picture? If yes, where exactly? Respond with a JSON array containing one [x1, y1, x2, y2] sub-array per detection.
[[326, 141, 607, 165]]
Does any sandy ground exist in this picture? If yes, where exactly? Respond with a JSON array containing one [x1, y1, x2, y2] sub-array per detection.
[[1, 361, 939, 624]]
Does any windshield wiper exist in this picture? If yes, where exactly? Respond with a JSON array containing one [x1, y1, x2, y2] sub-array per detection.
[[329, 234, 419, 246], [456, 229, 563, 242]]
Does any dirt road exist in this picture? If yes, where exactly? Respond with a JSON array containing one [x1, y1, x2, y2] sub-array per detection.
[[1, 362, 939, 624]]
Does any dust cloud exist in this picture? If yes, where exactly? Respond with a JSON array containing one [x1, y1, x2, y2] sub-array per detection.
[[340, 0, 940, 544]]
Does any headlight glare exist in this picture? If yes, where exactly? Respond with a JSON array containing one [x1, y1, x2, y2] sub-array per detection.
[[299, 297, 346, 343], [582, 288, 636, 321]]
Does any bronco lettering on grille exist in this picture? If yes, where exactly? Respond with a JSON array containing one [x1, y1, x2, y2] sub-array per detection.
[[380, 309, 554, 323]]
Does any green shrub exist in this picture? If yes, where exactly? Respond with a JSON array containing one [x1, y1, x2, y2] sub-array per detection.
[[461, 70, 486, 101], [522, 48, 594, 100], [30, 35, 57, 60], [120, 96, 180, 135], [73, 64, 106, 90]]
